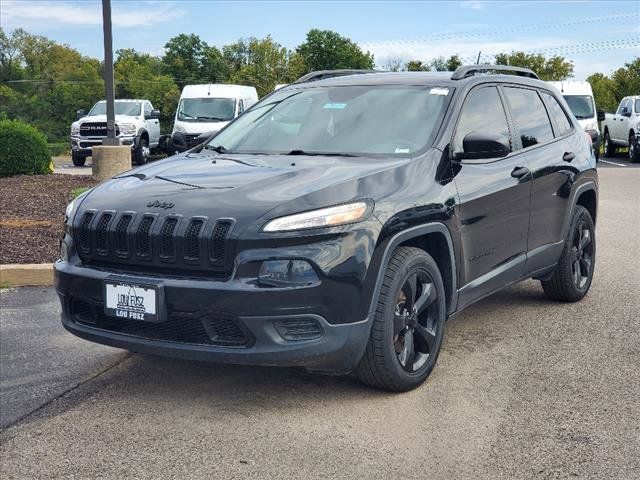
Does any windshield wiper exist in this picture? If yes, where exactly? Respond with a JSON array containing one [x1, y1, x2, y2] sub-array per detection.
[[286, 149, 359, 157], [178, 110, 195, 119], [204, 144, 229, 154], [196, 116, 226, 121]]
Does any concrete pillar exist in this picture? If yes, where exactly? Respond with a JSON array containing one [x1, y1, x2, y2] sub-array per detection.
[[92, 145, 131, 181]]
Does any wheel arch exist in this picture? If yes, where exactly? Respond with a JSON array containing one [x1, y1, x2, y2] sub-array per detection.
[[369, 223, 458, 317], [561, 181, 598, 239], [137, 128, 149, 144]]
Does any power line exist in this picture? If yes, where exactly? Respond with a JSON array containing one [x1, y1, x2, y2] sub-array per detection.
[[361, 12, 640, 48]]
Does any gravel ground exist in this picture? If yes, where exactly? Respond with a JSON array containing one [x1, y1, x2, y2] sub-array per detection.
[[0, 168, 638, 479], [0, 174, 97, 264]]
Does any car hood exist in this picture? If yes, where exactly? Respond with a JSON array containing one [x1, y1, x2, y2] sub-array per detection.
[[78, 150, 403, 234], [173, 121, 228, 135]]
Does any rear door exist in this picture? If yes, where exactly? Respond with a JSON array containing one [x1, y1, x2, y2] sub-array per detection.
[[452, 85, 532, 308], [503, 86, 574, 273], [144, 101, 161, 145]]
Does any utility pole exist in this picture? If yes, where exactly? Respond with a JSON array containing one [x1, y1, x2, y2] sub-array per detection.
[[476, 51, 482, 65], [101, 0, 118, 146]]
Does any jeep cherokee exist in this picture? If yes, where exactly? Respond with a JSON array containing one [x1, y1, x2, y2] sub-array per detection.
[[55, 65, 598, 391]]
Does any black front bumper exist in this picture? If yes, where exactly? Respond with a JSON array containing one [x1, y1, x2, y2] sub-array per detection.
[[54, 260, 372, 373]]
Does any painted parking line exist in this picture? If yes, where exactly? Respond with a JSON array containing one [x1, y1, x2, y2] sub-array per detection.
[[600, 159, 628, 167]]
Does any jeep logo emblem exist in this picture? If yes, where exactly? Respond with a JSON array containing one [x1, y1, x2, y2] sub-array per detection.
[[146, 200, 175, 210]]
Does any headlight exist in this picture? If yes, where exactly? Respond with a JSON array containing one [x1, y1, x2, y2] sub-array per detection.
[[583, 122, 598, 132], [262, 201, 371, 232], [173, 124, 186, 134], [118, 123, 136, 135], [71, 125, 80, 136], [65, 189, 92, 224]]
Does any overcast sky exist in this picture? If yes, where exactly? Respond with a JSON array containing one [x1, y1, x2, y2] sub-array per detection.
[[1, 0, 639, 79]]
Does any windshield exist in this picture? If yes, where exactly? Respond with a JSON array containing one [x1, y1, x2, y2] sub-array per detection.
[[177, 98, 236, 122], [635, 99, 640, 113], [89, 101, 141, 116], [563, 95, 595, 119], [206, 85, 451, 156]]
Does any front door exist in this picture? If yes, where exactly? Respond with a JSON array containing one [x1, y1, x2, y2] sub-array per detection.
[[451, 85, 532, 308]]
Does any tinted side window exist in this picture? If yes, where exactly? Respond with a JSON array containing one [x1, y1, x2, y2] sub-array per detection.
[[504, 87, 554, 149], [454, 86, 510, 153], [542, 92, 572, 137], [144, 102, 152, 116]]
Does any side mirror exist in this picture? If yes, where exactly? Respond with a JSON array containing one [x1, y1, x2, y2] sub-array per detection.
[[76, 109, 86, 120], [597, 109, 606, 122], [456, 132, 511, 160], [171, 131, 187, 153], [146, 109, 161, 120]]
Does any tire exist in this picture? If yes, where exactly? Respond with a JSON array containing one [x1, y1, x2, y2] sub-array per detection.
[[71, 151, 86, 167], [603, 131, 615, 158], [133, 137, 149, 165], [541, 205, 595, 302], [629, 132, 639, 163], [354, 247, 446, 392]]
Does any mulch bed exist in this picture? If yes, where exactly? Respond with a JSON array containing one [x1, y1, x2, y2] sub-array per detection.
[[1, 174, 98, 264]]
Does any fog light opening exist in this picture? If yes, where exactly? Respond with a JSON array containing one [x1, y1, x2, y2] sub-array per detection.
[[257, 259, 319, 288]]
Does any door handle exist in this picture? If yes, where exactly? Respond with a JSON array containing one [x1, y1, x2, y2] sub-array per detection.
[[511, 166, 530, 179], [563, 152, 575, 162]]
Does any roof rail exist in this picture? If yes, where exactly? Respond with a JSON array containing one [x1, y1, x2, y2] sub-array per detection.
[[294, 69, 382, 84], [451, 65, 540, 80]]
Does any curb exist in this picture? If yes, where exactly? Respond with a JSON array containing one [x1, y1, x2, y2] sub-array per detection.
[[0, 263, 54, 287]]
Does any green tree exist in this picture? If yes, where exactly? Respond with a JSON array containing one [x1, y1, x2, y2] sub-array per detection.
[[586, 72, 618, 113], [115, 49, 179, 127], [162, 33, 208, 88], [405, 60, 428, 72], [226, 36, 292, 97], [494, 52, 573, 80], [610, 57, 640, 100], [445, 54, 463, 71], [295, 29, 375, 74]]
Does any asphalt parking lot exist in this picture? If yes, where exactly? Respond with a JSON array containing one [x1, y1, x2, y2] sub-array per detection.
[[1, 166, 639, 479]]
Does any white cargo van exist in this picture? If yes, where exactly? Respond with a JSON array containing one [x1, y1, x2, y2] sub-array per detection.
[[547, 80, 601, 159], [171, 84, 258, 151]]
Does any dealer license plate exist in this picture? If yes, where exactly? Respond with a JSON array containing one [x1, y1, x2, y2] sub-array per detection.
[[104, 281, 157, 322]]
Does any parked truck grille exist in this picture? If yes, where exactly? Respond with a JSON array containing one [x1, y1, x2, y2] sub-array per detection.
[[69, 298, 252, 347], [73, 210, 235, 278], [79, 122, 120, 137]]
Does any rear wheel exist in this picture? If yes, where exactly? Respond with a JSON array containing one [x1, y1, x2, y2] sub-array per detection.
[[603, 131, 615, 158], [629, 133, 639, 163], [541, 205, 595, 302], [354, 247, 446, 392], [71, 151, 86, 167]]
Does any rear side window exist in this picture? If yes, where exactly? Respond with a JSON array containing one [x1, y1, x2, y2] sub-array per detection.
[[453, 86, 510, 154], [542, 92, 572, 137], [504, 87, 554, 149]]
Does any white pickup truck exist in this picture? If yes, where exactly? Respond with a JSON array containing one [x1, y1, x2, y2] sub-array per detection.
[[601, 95, 640, 162], [70, 99, 161, 166]]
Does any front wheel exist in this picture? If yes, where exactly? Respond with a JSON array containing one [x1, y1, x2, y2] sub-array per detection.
[[603, 131, 615, 158], [541, 205, 595, 302], [354, 247, 446, 392], [71, 151, 86, 167], [133, 137, 149, 165], [629, 133, 639, 163]]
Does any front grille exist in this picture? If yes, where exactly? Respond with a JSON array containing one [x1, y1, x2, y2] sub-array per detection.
[[73, 210, 235, 277], [79, 122, 120, 137], [69, 299, 251, 347], [184, 134, 202, 148]]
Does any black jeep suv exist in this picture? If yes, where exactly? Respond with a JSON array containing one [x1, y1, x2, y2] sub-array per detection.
[[55, 65, 598, 391]]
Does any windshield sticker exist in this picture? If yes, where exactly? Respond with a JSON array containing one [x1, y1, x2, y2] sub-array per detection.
[[430, 88, 449, 96], [323, 102, 347, 110], [395, 148, 410, 153]]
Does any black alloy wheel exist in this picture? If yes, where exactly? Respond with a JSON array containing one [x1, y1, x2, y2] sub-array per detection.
[[393, 271, 439, 373], [355, 247, 446, 391], [570, 218, 594, 290]]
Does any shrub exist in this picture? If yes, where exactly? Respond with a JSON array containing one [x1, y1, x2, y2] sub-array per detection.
[[0, 119, 53, 177]]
